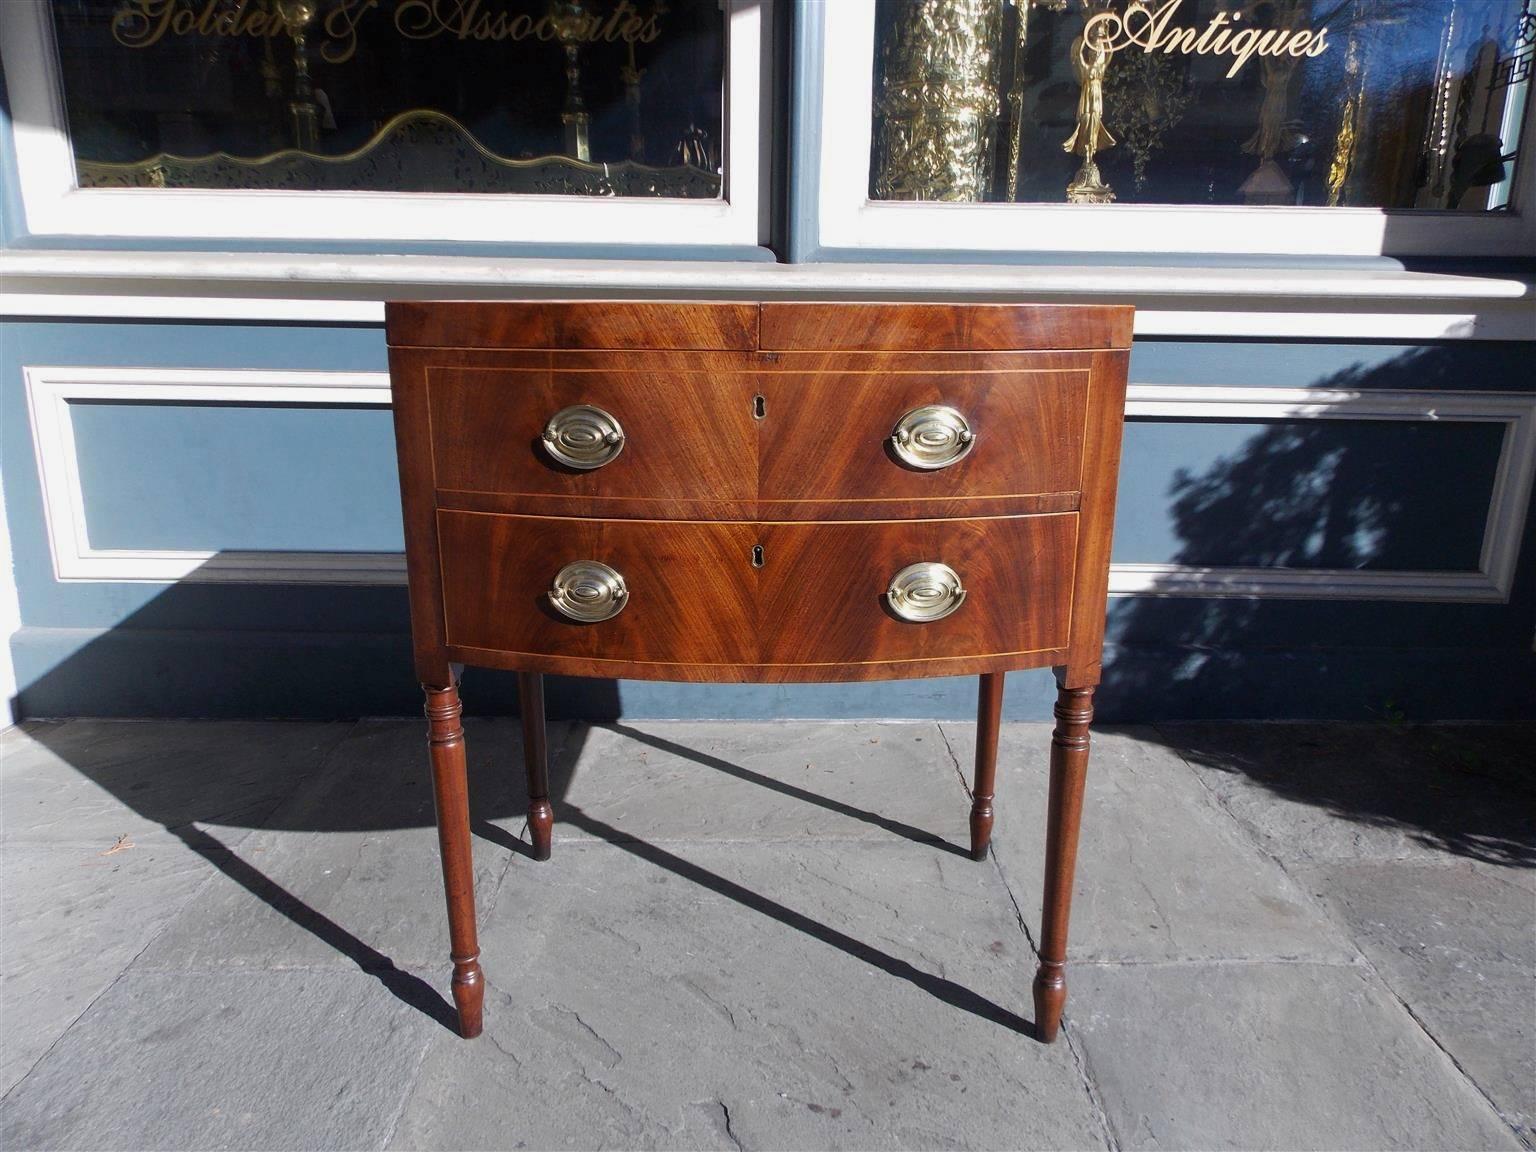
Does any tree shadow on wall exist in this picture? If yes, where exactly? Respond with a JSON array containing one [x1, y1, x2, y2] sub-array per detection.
[[1098, 343, 1536, 868]]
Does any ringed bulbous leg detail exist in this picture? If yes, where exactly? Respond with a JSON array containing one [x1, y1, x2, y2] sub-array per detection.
[[970, 672, 1006, 860], [1032, 683, 1094, 1043], [518, 671, 554, 862], [424, 681, 484, 1039]]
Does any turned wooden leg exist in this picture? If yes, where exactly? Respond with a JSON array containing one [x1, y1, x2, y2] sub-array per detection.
[[1033, 683, 1094, 1043], [423, 682, 484, 1039], [518, 671, 553, 862], [970, 672, 1005, 860]]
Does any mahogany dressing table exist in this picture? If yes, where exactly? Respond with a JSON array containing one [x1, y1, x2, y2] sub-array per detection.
[[386, 301, 1132, 1042]]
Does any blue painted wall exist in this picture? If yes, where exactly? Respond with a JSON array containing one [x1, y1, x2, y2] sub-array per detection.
[[3, 319, 1532, 721]]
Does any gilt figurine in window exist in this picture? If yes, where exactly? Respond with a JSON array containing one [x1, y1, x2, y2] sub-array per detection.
[[1063, 20, 1116, 203]]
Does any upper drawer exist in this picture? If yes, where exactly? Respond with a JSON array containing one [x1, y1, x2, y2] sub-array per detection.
[[758, 365, 1088, 506], [428, 364, 756, 504]]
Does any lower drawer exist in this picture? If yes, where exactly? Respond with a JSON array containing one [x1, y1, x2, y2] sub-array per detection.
[[757, 515, 1075, 666], [437, 510, 1076, 674], [438, 512, 758, 666]]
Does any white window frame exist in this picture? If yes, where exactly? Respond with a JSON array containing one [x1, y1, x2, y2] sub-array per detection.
[[2, 0, 768, 247], [807, 1, 1536, 259]]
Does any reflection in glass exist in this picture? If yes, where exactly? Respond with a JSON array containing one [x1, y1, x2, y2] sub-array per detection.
[[870, 0, 1534, 209], [50, 0, 725, 196]]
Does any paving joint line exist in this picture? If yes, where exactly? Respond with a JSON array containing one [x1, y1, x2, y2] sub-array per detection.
[[1150, 722, 1529, 1148], [0, 719, 373, 1102], [934, 720, 972, 797], [377, 1029, 437, 1152], [983, 844, 1117, 1150]]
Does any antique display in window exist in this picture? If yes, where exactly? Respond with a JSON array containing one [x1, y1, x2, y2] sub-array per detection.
[[48, 0, 726, 196], [870, 0, 1535, 209]]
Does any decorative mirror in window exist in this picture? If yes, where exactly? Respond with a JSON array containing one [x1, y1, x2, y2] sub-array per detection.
[[869, 0, 1533, 212], [49, 0, 725, 197]]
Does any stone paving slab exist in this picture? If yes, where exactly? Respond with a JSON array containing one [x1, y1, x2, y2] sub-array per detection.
[[941, 724, 1355, 963], [1067, 961, 1521, 1151], [0, 842, 213, 1096], [393, 840, 1108, 1151], [0, 968, 437, 1152], [2, 718, 1529, 1151], [1293, 859, 1536, 1144], [1, 721, 351, 849], [133, 719, 559, 973], [1155, 723, 1536, 871], [546, 721, 972, 848]]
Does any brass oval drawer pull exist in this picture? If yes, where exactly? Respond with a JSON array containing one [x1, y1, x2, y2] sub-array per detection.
[[542, 405, 625, 470], [886, 562, 967, 623], [890, 404, 975, 470], [548, 561, 628, 622]]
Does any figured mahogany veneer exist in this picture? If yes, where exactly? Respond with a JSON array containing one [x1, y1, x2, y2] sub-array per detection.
[[437, 511, 1075, 679], [387, 300, 1132, 1046]]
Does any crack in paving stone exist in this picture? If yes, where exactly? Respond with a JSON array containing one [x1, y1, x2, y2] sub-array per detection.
[[548, 1005, 622, 1068], [675, 976, 743, 1032], [715, 1099, 744, 1152], [487, 1032, 526, 1068]]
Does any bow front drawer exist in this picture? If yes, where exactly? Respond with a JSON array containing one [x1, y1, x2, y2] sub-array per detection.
[[415, 350, 1092, 520], [755, 513, 1076, 667], [755, 355, 1090, 513], [425, 360, 757, 511], [436, 510, 1075, 679], [437, 511, 758, 668]]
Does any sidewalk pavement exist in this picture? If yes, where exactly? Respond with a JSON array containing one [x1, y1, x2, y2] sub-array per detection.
[[1, 716, 1531, 1150]]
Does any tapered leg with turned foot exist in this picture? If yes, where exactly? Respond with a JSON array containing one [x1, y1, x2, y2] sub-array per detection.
[[1033, 683, 1094, 1043], [970, 672, 1005, 860], [423, 682, 484, 1039], [518, 671, 553, 861]]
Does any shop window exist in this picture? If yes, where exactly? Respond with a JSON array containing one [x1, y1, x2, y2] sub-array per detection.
[[868, 0, 1531, 211], [49, 0, 723, 197], [804, 0, 1536, 257], [1, 1, 767, 243]]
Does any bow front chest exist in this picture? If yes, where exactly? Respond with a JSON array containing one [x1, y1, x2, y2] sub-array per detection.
[[387, 300, 1132, 1042]]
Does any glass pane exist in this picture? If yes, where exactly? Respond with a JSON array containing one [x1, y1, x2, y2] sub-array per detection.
[[870, 0, 1534, 208], [51, 0, 724, 196]]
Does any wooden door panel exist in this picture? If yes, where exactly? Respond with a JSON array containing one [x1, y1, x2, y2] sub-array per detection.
[[757, 515, 1077, 667]]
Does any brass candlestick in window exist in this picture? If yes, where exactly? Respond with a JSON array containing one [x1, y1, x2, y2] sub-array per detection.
[[872, 0, 1008, 202], [1063, 15, 1116, 204], [620, 1, 668, 163], [274, 0, 319, 152], [551, 1, 592, 162]]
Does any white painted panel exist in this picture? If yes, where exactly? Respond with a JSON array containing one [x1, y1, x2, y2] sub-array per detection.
[[21, 369, 1534, 603]]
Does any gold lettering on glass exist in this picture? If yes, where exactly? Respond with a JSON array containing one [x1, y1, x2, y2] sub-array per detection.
[[1079, 0, 1329, 79], [108, 0, 667, 54]]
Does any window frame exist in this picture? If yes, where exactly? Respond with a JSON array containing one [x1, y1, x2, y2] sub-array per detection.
[[798, 0, 1536, 261], [1, 0, 770, 247]]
